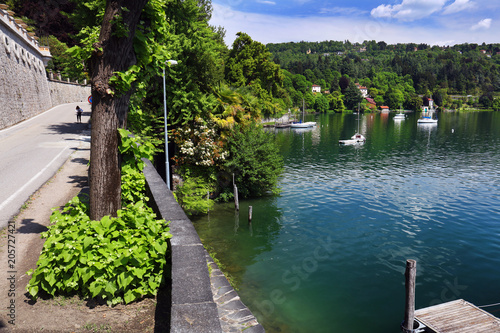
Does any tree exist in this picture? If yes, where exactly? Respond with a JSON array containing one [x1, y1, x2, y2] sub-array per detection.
[[89, 0, 148, 220], [315, 94, 329, 113], [385, 88, 404, 110], [327, 91, 345, 112], [224, 123, 283, 198], [343, 81, 363, 110], [225, 32, 284, 108], [339, 75, 350, 93], [493, 98, 500, 111]]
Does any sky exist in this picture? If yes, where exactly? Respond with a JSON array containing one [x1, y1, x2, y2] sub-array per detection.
[[209, 0, 500, 47]]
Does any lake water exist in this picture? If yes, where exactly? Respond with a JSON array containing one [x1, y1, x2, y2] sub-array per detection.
[[191, 112, 500, 332]]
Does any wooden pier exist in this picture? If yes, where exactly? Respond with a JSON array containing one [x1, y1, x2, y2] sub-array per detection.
[[401, 260, 500, 332], [414, 299, 500, 333]]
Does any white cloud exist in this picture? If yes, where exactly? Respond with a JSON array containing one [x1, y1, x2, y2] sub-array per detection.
[[319, 7, 367, 16], [210, 3, 498, 47], [471, 18, 492, 30], [371, 0, 446, 21], [443, 0, 475, 14], [256, 0, 276, 5]]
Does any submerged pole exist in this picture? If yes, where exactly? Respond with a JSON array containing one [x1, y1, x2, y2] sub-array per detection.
[[403, 259, 417, 332], [233, 173, 239, 211], [248, 206, 252, 223]]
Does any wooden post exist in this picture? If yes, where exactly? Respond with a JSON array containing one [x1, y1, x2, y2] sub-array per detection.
[[207, 190, 210, 213], [248, 206, 252, 223], [234, 185, 239, 211], [403, 259, 417, 331]]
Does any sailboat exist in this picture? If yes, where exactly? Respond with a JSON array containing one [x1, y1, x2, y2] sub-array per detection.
[[291, 99, 316, 128], [394, 105, 405, 120], [339, 106, 366, 145], [417, 106, 437, 124]]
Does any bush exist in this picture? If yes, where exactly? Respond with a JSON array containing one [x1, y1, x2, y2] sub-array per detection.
[[223, 123, 283, 198], [26, 198, 170, 306], [174, 176, 214, 215]]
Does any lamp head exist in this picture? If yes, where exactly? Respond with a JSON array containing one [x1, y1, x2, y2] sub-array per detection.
[[166, 60, 178, 65]]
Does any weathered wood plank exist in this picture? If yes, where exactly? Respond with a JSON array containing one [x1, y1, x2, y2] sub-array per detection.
[[415, 299, 500, 333]]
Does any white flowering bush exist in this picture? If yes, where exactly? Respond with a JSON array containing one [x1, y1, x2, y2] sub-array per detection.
[[171, 119, 227, 167]]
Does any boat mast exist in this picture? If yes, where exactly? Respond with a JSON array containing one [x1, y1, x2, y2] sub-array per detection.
[[302, 98, 305, 123]]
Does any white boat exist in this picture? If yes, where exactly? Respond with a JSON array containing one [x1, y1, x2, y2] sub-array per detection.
[[417, 115, 437, 124], [291, 100, 316, 128], [291, 121, 315, 128], [339, 110, 365, 145], [394, 104, 405, 120], [339, 132, 366, 145], [394, 108, 405, 120], [418, 107, 437, 124]]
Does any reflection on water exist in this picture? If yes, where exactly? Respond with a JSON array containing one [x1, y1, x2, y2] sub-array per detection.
[[192, 112, 500, 333]]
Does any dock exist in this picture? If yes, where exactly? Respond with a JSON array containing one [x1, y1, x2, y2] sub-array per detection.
[[414, 299, 500, 333], [401, 260, 500, 333]]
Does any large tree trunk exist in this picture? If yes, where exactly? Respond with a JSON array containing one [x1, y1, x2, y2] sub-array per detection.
[[89, 0, 148, 221]]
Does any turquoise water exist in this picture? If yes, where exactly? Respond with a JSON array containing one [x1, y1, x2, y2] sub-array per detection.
[[192, 112, 500, 332]]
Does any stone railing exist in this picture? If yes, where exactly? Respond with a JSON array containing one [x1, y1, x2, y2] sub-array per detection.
[[142, 159, 265, 332], [142, 159, 223, 332], [47, 70, 89, 86], [0, 5, 52, 65]]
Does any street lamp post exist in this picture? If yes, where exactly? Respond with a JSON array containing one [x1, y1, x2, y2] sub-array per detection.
[[163, 60, 178, 190]]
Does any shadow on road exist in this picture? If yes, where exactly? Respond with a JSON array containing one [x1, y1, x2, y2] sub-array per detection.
[[46, 121, 89, 135], [17, 218, 48, 234]]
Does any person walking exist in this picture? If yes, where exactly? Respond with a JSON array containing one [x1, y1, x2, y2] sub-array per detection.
[[75, 106, 83, 123]]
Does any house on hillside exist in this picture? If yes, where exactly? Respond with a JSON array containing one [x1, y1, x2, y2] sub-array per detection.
[[312, 85, 321, 93], [355, 83, 368, 98]]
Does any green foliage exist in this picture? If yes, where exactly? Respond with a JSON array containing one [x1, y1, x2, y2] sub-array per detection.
[[225, 32, 286, 116], [223, 123, 284, 198], [493, 98, 500, 111], [45, 36, 70, 73], [63, 25, 101, 81], [343, 81, 363, 110], [26, 130, 170, 306], [210, 83, 262, 133], [268, 40, 500, 108], [26, 197, 171, 306], [175, 176, 214, 215], [118, 128, 155, 205]]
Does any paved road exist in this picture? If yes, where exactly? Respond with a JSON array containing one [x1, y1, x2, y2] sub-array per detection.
[[0, 103, 91, 229]]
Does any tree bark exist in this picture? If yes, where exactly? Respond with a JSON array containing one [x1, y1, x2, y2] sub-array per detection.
[[89, 0, 148, 221]]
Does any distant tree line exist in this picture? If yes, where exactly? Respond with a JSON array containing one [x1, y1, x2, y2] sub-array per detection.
[[267, 40, 500, 111]]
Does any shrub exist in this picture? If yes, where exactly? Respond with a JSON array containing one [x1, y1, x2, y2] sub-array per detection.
[[223, 123, 284, 198]]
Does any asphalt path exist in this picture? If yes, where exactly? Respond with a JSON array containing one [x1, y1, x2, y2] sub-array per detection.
[[0, 102, 91, 229]]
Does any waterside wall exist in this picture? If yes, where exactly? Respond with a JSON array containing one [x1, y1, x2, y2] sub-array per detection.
[[142, 159, 265, 333]]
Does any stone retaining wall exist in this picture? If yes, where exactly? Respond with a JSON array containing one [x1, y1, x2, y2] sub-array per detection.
[[143, 159, 264, 333], [48, 80, 90, 106], [0, 6, 90, 130]]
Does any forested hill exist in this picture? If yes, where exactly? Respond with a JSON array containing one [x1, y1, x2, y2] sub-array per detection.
[[266, 40, 500, 109]]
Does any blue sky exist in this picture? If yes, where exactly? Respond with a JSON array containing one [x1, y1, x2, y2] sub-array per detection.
[[209, 0, 499, 46]]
